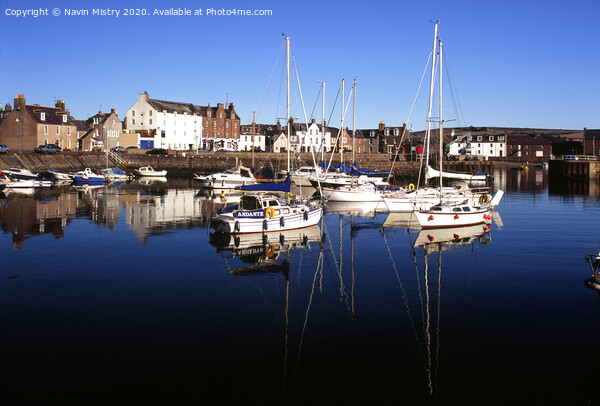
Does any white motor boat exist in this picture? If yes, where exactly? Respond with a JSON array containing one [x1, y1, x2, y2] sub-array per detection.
[[73, 168, 106, 183], [0, 173, 36, 188], [137, 166, 168, 177], [46, 170, 74, 181], [3, 168, 39, 180], [194, 165, 257, 190], [209, 193, 323, 234]]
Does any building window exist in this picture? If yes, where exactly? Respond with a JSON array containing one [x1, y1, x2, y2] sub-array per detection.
[[226, 122, 229, 129], [56, 126, 59, 134], [67, 127, 70, 135], [394, 128, 399, 136], [477, 136, 482, 141], [499, 136, 505, 141], [44, 125, 48, 134], [213, 122, 216, 128], [149, 111, 152, 116], [131, 111, 135, 116], [132, 119, 135, 125], [149, 119, 152, 125], [219, 113, 223, 118], [63, 115, 67, 123], [41, 113, 46, 121], [489, 136, 493, 141]]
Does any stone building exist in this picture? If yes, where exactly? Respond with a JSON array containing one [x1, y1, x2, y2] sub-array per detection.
[[79, 108, 123, 151], [0, 95, 78, 152], [583, 128, 600, 157], [199, 102, 241, 151], [506, 134, 552, 159]]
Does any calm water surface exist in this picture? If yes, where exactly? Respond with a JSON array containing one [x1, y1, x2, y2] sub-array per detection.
[[1, 168, 599, 405]]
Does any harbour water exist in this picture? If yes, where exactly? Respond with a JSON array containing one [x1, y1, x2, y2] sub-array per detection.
[[1, 167, 599, 405]]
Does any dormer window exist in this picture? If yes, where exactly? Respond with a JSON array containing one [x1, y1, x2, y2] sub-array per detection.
[[62, 115, 67, 123], [41, 112, 46, 121]]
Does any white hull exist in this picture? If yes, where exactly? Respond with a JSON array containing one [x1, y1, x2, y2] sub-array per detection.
[[47, 170, 73, 181], [138, 170, 167, 177], [321, 186, 384, 202], [414, 208, 492, 228], [196, 178, 255, 190], [210, 207, 322, 234], [383, 188, 485, 212]]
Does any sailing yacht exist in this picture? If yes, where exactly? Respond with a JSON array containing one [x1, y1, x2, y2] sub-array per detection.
[[412, 26, 503, 227], [382, 22, 492, 213]]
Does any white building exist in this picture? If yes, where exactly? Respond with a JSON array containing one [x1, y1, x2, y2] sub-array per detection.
[[294, 120, 333, 154], [126, 92, 203, 150], [448, 130, 507, 158]]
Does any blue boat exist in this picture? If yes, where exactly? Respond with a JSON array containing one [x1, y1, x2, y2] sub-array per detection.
[[72, 168, 106, 183]]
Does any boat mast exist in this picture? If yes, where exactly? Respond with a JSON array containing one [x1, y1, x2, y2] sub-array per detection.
[[438, 39, 443, 195], [352, 78, 356, 166], [286, 36, 291, 173], [252, 111, 256, 168], [341, 78, 345, 165], [321, 81, 325, 164], [425, 21, 439, 172]]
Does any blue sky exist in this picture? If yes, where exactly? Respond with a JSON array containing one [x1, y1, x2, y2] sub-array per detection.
[[1, 0, 598, 131]]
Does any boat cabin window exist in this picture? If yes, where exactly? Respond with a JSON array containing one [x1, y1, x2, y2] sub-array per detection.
[[241, 196, 260, 210], [268, 200, 278, 207], [452, 207, 462, 212], [462, 207, 471, 212], [240, 169, 251, 178], [432, 206, 442, 212]]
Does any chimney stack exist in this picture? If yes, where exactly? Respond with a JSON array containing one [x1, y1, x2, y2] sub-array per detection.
[[14, 94, 25, 109], [379, 121, 385, 131], [55, 99, 66, 111]]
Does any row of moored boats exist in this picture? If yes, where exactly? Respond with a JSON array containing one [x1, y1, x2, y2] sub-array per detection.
[[0, 166, 168, 189]]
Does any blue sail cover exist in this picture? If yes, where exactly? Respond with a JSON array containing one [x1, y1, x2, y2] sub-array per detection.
[[350, 165, 390, 177], [235, 174, 291, 193], [320, 161, 389, 177]]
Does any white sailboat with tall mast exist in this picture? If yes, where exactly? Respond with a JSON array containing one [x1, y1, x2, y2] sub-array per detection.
[[413, 32, 503, 228], [319, 78, 391, 202], [382, 21, 490, 213]]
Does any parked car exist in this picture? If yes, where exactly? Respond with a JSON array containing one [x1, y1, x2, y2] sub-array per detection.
[[111, 146, 126, 153], [126, 146, 138, 150], [0, 144, 10, 153], [34, 144, 61, 154], [146, 148, 168, 155]]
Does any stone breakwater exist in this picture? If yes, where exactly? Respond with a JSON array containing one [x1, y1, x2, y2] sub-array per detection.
[[0, 151, 497, 179]]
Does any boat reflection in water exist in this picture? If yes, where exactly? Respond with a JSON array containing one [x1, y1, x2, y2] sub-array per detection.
[[407, 223, 492, 399], [325, 200, 389, 219], [209, 225, 323, 277]]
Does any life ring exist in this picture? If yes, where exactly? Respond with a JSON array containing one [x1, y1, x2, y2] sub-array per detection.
[[479, 194, 491, 204], [263, 219, 268, 231], [280, 217, 285, 227], [234, 221, 241, 232], [265, 245, 275, 257], [265, 207, 275, 219], [303, 211, 309, 221], [408, 183, 415, 192]]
